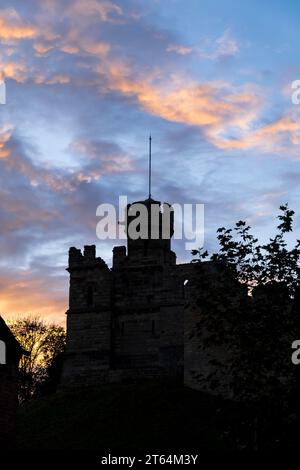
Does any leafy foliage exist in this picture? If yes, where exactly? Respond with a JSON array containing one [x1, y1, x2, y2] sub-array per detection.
[[8, 316, 66, 402], [192, 204, 300, 294], [189, 205, 300, 404]]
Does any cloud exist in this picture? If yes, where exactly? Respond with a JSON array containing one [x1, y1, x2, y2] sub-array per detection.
[[57, 39, 111, 58], [43, 75, 71, 85], [98, 59, 300, 155], [1, 131, 134, 193], [101, 62, 268, 149], [198, 29, 239, 60], [33, 42, 54, 55], [0, 60, 28, 82], [1, 5, 296, 161], [0, 125, 13, 159], [69, 139, 134, 181], [81, 41, 111, 56], [166, 44, 193, 55], [0, 0, 299, 325], [207, 114, 300, 152], [0, 268, 67, 325], [0, 8, 37, 41], [0, 130, 136, 323], [67, 0, 124, 23], [214, 29, 239, 58], [164, 29, 240, 64]]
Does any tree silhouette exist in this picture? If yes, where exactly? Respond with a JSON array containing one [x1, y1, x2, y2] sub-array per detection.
[[192, 204, 300, 294], [8, 316, 66, 402], [190, 204, 300, 403]]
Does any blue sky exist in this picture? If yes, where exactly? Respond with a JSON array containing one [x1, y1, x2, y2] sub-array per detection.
[[0, 0, 300, 322]]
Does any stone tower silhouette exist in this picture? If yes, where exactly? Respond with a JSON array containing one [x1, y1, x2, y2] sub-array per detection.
[[61, 138, 196, 387], [61, 193, 188, 386]]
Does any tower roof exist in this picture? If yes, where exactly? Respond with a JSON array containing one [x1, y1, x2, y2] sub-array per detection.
[[129, 196, 161, 207]]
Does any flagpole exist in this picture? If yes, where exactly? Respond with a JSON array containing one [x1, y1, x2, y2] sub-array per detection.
[[149, 134, 152, 199]]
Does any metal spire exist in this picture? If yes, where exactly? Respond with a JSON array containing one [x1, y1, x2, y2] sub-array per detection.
[[148, 134, 152, 199]]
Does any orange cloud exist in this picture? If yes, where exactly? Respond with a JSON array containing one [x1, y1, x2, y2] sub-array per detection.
[[0, 8, 37, 41], [82, 41, 111, 56], [59, 39, 110, 57], [102, 61, 259, 133], [99, 59, 300, 155], [0, 61, 28, 82], [0, 273, 67, 326], [59, 45, 79, 54], [208, 115, 300, 151], [0, 125, 13, 159], [0, 4, 297, 157], [33, 42, 54, 55]]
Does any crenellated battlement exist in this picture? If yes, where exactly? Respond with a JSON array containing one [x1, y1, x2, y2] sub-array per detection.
[[68, 245, 108, 270], [112, 246, 127, 268]]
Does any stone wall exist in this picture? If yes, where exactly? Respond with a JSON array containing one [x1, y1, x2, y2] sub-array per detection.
[[112, 259, 184, 381], [61, 239, 185, 388], [61, 246, 112, 387]]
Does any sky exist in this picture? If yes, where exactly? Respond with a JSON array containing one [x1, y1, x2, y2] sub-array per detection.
[[1, 0, 300, 324]]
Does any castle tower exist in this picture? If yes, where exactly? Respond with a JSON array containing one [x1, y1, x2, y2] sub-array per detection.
[[111, 194, 183, 381], [61, 245, 112, 387], [62, 138, 184, 387]]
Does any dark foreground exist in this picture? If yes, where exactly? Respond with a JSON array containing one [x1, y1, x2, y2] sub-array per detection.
[[16, 382, 300, 451]]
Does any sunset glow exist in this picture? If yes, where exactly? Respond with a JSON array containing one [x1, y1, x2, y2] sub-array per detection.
[[1, 0, 300, 324]]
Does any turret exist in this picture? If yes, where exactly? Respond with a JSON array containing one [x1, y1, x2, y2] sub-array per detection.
[[125, 197, 176, 265], [67, 245, 110, 312]]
